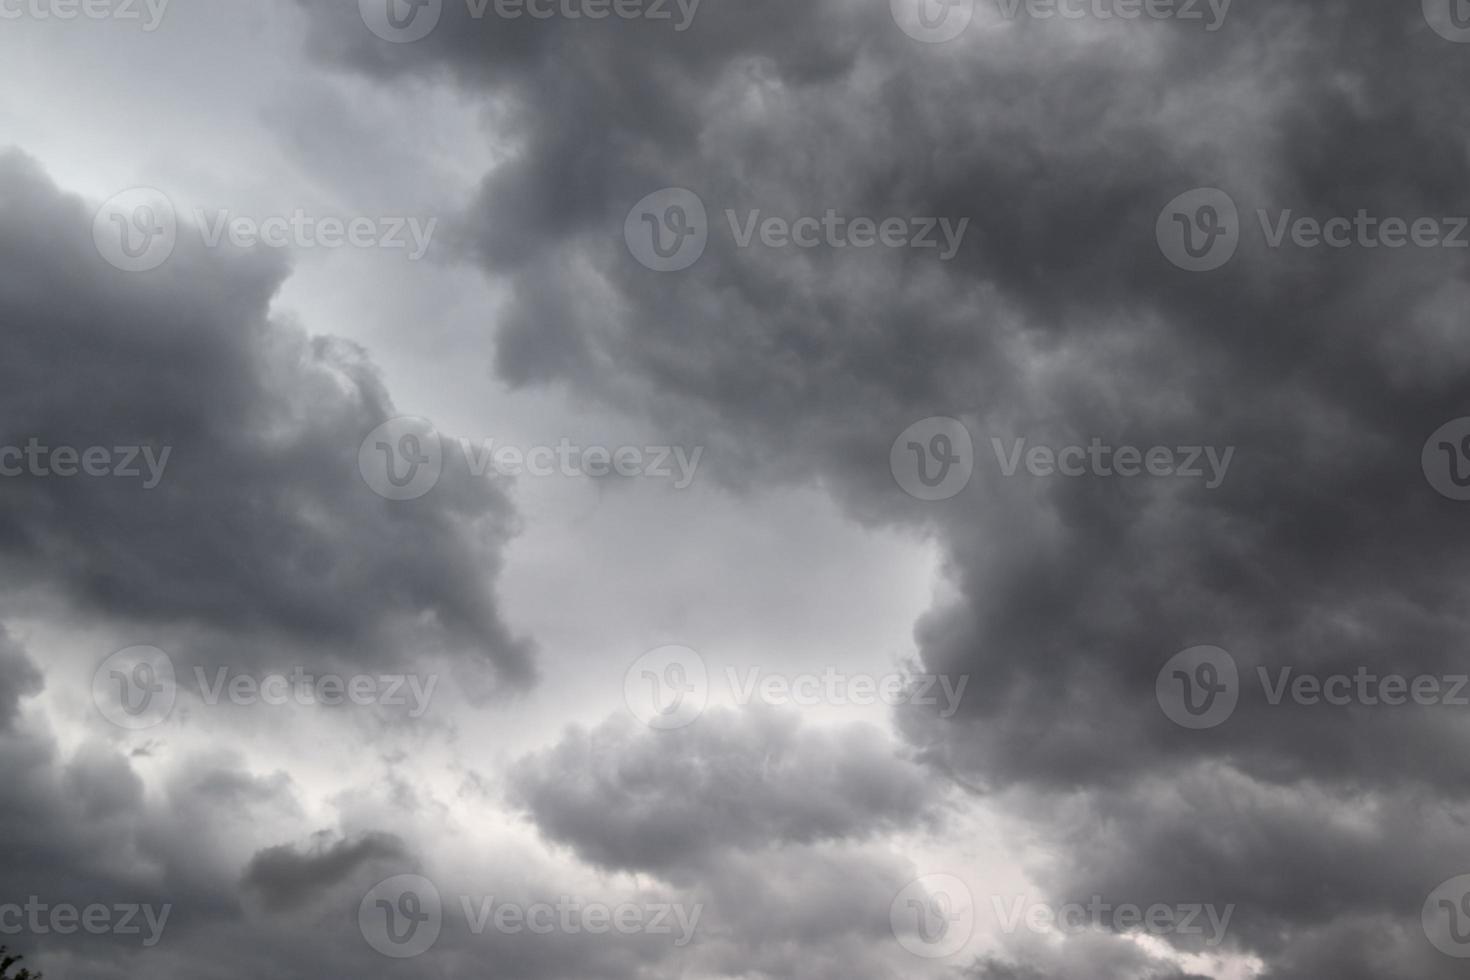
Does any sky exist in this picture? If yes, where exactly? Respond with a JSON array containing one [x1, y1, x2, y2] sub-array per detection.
[[0, 1, 1469, 978]]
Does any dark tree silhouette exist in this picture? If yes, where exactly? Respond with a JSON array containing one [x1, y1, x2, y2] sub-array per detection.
[[0, 947, 40, 980]]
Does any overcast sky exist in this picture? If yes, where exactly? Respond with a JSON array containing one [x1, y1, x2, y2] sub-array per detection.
[[1, 2, 1469, 978]]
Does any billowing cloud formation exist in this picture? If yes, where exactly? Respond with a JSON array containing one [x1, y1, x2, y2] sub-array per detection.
[[0, 150, 533, 687], [297, 2, 1470, 975], [509, 706, 943, 879]]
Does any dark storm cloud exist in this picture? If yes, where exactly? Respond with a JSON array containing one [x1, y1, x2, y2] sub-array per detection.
[[0, 150, 533, 687], [0, 626, 42, 731], [241, 831, 407, 909], [298, 1, 1470, 974], [508, 706, 943, 879]]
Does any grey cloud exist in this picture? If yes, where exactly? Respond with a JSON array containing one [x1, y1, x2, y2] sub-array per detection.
[[297, 1, 1470, 974], [0, 150, 534, 688], [509, 706, 944, 879], [241, 831, 407, 910]]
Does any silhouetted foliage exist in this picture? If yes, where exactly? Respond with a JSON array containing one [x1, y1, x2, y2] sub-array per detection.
[[0, 947, 40, 980]]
